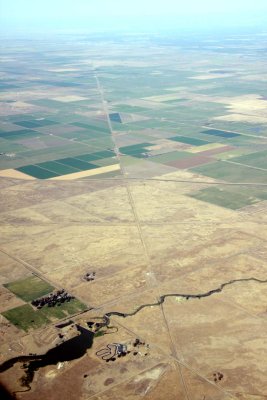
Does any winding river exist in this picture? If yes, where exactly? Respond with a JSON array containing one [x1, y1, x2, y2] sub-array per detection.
[[0, 277, 266, 393]]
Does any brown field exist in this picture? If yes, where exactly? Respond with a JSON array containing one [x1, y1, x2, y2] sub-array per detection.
[[0, 286, 25, 313], [195, 145, 234, 157], [166, 155, 213, 169], [1, 166, 266, 399]]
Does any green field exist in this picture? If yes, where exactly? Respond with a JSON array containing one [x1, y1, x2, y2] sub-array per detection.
[[2, 304, 49, 331], [2, 299, 87, 331], [16, 165, 60, 179], [15, 119, 58, 128], [4, 276, 54, 302], [218, 186, 267, 201], [81, 136, 114, 149], [14, 151, 117, 178], [214, 148, 256, 160], [119, 143, 153, 157], [40, 299, 88, 320], [94, 157, 118, 167], [71, 121, 110, 134], [91, 150, 115, 158], [0, 139, 28, 153], [191, 161, 267, 183], [188, 186, 259, 210], [170, 136, 210, 146], [0, 129, 42, 140], [56, 157, 98, 170], [230, 150, 267, 169], [75, 153, 102, 162], [35, 161, 80, 175]]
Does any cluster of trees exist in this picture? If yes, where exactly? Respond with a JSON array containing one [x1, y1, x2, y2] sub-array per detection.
[[83, 272, 96, 282], [31, 289, 74, 309]]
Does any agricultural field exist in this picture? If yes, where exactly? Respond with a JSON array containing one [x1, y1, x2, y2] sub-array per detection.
[[2, 275, 87, 331], [4, 276, 54, 302], [0, 31, 267, 400]]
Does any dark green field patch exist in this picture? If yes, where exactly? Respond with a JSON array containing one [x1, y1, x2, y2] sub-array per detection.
[[14, 121, 40, 128], [56, 157, 99, 170], [15, 119, 57, 129], [121, 149, 149, 157], [16, 165, 60, 179], [201, 129, 240, 138], [170, 136, 210, 146], [109, 113, 122, 123], [0, 129, 41, 140], [119, 143, 153, 156], [4, 276, 54, 302], [35, 161, 80, 175], [2, 304, 49, 331], [188, 186, 259, 210]]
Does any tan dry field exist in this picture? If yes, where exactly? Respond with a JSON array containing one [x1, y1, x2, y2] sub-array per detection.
[[119, 113, 151, 124], [50, 164, 120, 180], [0, 166, 267, 400], [0, 87, 80, 102], [213, 113, 267, 124], [0, 169, 36, 180], [51, 95, 89, 102], [0, 101, 49, 116], [187, 143, 227, 153], [148, 139, 190, 153], [206, 94, 267, 124], [0, 286, 25, 313]]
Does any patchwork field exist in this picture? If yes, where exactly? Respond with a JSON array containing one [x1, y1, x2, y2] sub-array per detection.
[[0, 31, 267, 400]]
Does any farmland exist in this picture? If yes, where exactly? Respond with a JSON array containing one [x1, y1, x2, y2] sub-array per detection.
[[0, 30, 267, 400]]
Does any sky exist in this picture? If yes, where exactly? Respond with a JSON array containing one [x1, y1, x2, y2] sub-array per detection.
[[1, 0, 267, 33]]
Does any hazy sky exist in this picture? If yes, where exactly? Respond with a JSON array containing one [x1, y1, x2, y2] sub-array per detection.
[[1, 0, 267, 32]]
